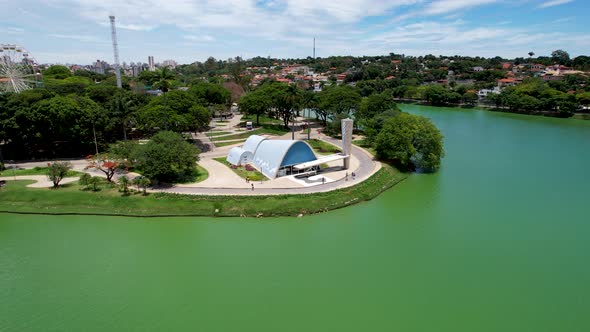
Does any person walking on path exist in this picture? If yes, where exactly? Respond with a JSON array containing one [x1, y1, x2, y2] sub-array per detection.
[[251, 183, 254, 191], [345, 171, 349, 181]]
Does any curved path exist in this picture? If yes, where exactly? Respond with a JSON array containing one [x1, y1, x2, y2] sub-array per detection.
[[2, 136, 380, 196], [0, 175, 80, 188], [157, 135, 381, 196]]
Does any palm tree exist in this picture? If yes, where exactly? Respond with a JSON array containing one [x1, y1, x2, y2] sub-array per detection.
[[109, 92, 136, 140], [153, 67, 175, 130], [284, 85, 302, 139], [528, 51, 535, 70]]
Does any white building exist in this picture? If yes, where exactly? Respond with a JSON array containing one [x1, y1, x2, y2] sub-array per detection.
[[148, 56, 155, 71]]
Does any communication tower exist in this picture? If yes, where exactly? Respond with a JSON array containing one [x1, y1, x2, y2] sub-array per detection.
[[109, 15, 122, 89]]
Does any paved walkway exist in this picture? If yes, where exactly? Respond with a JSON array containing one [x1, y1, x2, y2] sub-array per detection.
[[2, 120, 380, 195], [158, 129, 380, 195], [0, 175, 79, 188]]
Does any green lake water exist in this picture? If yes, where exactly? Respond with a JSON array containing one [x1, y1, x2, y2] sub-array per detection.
[[1, 105, 590, 331]]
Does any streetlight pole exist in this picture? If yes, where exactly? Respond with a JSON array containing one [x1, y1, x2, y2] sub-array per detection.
[[291, 111, 295, 140]]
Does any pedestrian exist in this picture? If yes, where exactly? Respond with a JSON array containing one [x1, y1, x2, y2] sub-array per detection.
[[322, 177, 325, 184], [251, 183, 254, 191], [246, 176, 250, 183], [352, 171, 356, 180], [345, 171, 348, 181]]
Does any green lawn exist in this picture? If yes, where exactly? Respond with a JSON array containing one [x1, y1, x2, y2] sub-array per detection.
[[213, 157, 267, 181], [193, 164, 209, 183], [353, 139, 376, 156], [0, 164, 406, 217], [128, 164, 209, 184], [306, 139, 342, 155], [240, 114, 283, 126], [210, 126, 288, 142], [0, 167, 83, 177], [205, 131, 232, 137], [213, 139, 247, 147]]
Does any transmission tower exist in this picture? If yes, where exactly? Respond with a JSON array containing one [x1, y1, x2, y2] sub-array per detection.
[[109, 15, 122, 89]]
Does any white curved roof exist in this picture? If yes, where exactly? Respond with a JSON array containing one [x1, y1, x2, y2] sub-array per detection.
[[242, 135, 267, 154], [226, 147, 253, 166], [252, 140, 317, 178]]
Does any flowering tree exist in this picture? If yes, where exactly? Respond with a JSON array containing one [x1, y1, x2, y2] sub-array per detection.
[[85, 153, 128, 182], [46, 161, 72, 188]]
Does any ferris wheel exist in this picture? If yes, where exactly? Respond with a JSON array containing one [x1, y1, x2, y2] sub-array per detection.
[[0, 44, 41, 94]]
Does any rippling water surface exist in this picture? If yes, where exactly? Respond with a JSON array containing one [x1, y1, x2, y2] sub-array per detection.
[[1, 105, 590, 331]]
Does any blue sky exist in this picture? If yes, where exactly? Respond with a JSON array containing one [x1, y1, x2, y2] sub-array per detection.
[[0, 0, 588, 65]]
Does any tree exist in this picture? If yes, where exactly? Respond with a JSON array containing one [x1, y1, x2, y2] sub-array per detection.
[[462, 91, 479, 106], [85, 84, 118, 106], [137, 90, 202, 132], [138, 70, 161, 87], [88, 176, 102, 191], [317, 85, 361, 127], [374, 113, 444, 172], [189, 82, 231, 106], [577, 92, 590, 107], [423, 84, 454, 105], [134, 131, 200, 182], [118, 175, 130, 194], [43, 65, 71, 79], [108, 91, 137, 140], [572, 56, 590, 71], [357, 92, 398, 122], [109, 140, 140, 160], [239, 89, 270, 125], [363, 109, 400, 144], [258, 82, 302, 128], [79, 173, 92, 190], [132, 176, 150, 195], [189, 105, 212, 132], [153, 67, 176, 130], [47, 161, 72, 187], [551, 49, 571, 65], [85, 153, 128, 182]]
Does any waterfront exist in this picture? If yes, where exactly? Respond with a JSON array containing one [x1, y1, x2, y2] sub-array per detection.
[[1, 105, 589, 331]]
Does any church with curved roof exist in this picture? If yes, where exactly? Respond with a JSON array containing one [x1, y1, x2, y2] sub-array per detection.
[[226, 135, 318, 179]]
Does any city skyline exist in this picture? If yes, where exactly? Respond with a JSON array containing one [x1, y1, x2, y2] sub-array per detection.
[[1, 0, 588, 65]]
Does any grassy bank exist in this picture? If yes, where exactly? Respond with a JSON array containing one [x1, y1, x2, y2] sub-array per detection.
[[205, 131, 232, 137], [210, 126, 287, 142], [212, 139, 247, 147], [0, 164, 407, 218], [0, 167, 83, 177], [306, 139, 341, 155], [213, 157, 267, 181], [353, 139, 377, 156]]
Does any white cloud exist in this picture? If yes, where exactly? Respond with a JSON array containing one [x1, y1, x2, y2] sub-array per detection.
[[117, 24, 154, 31], [425, 0, 499, 15], [183, 35, 215, 42], [538, 0, 574, 8], [2, 0, 588, 64], [0, 27, 25, 34], [48, 33, 109, 44]]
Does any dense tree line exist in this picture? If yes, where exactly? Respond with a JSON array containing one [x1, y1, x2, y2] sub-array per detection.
[[238, 80, 444, 172], [0, 66, 231, 160], [486, 78, 586, 114]]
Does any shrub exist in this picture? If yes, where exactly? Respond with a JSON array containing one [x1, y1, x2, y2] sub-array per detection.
[[46, 161, 72, 187], [79, 173, 92, 190]]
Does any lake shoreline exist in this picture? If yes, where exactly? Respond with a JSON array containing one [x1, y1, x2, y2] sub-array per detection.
[[395, 99, 588, 119], [0, 164, 408, 218]]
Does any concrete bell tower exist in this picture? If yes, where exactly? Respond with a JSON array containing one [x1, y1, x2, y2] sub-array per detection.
[[341, 118, 353, 169]]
